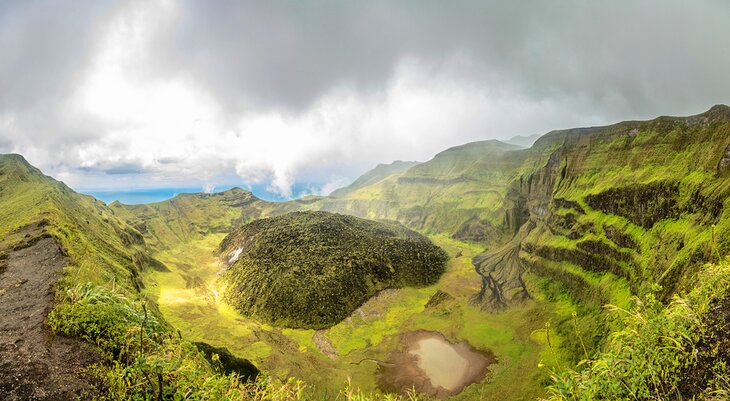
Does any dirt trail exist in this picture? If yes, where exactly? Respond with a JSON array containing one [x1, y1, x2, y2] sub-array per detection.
[[0, 233, 100, 400]]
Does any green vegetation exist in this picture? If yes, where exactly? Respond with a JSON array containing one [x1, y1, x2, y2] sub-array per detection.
[[330, 160, 420, 198], [48, 283, 421, 401], [547, 261, 730, 400], [109, 188, 295, 250], [311, 140, 532, 246], [4, 106, 730, 400], [219, 211, 449, 329], [0, 154, 155, 292]]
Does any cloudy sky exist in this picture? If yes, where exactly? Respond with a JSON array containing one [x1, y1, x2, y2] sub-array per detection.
[[1, 0, 729, 199]]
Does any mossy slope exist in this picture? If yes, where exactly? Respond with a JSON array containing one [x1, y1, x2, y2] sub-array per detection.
[[219, 211, 448, 329], [330, 160, 420, 197], [547, 261, 730, 400], [313, 140, 529, 245], [110, 188, 296, 250], [0, 154, 158, 291]]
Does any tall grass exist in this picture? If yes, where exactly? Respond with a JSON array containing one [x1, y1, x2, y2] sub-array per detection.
[[545, 261, 730, 400]]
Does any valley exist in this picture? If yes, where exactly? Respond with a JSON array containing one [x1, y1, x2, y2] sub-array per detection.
[[100, 104, 730, 399], [1, 105, 729, 399], [145, 231, 554, 399]]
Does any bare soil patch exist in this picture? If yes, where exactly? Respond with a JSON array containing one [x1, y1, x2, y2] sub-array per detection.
[[0, 230, 100, 400]]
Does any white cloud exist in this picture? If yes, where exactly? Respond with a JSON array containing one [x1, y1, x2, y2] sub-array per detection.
[[2, 0, 728, 198], [202, 183, 215, 194], [50, 25, 615, 196]]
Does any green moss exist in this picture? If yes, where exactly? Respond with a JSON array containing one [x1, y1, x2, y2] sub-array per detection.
[[219, 211, 448, 329]]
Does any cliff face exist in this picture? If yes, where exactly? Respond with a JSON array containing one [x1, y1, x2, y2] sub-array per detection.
[[484, 105, 730, 311], [305, 106, 730, 313]]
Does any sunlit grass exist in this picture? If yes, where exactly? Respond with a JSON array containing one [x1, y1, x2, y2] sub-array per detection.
[[144, 232, 554, 399]]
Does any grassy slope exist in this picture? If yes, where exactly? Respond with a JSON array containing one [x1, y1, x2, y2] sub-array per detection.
[[0, 154, 154, 292], [313, 140, 532, 246], [109, 188, 298, 250], [547, 260, 730, 400], [330, 160, 421, 197]]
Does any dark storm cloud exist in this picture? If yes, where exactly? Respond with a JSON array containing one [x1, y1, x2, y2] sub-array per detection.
[[2, 1, 730, 120], [1, 0, 730, 193], [78, 161, 148, 175], [157, 0, 730, 117], [0, 0, 117, 111]]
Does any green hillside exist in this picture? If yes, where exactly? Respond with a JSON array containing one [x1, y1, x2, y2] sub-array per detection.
[[219, 211, 448, 328], [0, 154, 156, 291], [330, 160, 420, 197], [109, 188, 295, 249], [313, 140, 530, 245]]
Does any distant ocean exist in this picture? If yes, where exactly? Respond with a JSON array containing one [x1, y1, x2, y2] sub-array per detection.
[[79, 182, 326, 205], [81, 188, 208, 205]]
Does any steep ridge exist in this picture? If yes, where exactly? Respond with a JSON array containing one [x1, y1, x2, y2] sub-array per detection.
[[0, 154, 159, 292], [313, 140, 530, 245], [330, 160, 420, 197], [517, 104, 730, 302], [109, 188, 296, 249]]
